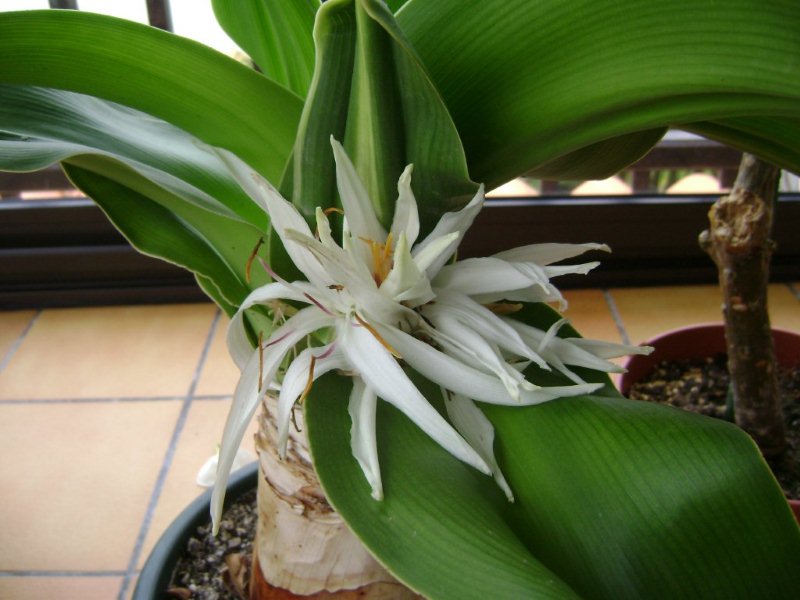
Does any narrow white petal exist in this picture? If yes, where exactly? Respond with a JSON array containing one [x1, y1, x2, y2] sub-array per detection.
[[444, 391, 513, 502], [380, 233, 435, 307], [433, 257, 540, 298], [427, 289, 548, 369], [217, 148, 332, 288], [538, 318, 569, 353], [544, 262, 602, 278], [261, 192, 332, 288], [210, 348, 263, 533], [568, 338, 654, 360], [504, 317, 635, 376], [426, 313, 528, 399], [282, 229, 402, 322], [196, 448, 255, 488], [413, 186, 484, 277], [349, 378, 383, 500], [337, 319, 491, 475], [381, 325, 602, 405], [213, 148, 271, 216], [315, 207, 336, 249], [390, 164, 420, 247], [493, 242, 609, 265], [211, 307, 333, 532], [276, 343, 348, 456], [411, 231, 459, 274], [227, 281, 309, 369], [330, 137, 386, 242]]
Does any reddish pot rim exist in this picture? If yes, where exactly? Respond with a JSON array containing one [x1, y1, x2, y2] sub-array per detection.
[[619, 323, 800, 396], [619, 323, 800, 524]]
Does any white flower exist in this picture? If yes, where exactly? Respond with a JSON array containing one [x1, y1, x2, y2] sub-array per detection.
[[196, 447, 255, 488], [210, 138, 650, 530]]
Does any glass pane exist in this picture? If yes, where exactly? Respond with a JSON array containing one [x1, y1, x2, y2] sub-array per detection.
[[487, 131, 743, 199], [73, 0, 148, 24], [1, 1, 50, 9], [170, 0, 243, 57]]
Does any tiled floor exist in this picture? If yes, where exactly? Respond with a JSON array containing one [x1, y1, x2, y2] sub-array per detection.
[[0, 284, 798, 599]]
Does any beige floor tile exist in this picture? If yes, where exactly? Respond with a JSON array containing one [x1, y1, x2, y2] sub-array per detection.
[[610, 285, 723, 344], [0, 401, 181, 571], [0, 310, 37, 362], [195, 314, 240, 397], [0, 576, 122, 599], [0, 304, 216, 400], [768, 284, 800, 332], [612, 284, 800, 345], [561, 289, 622, 342], [139, 399, 259, 565]]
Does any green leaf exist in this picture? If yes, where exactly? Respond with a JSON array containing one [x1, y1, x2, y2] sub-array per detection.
[[398, 0, 800, 185], [306, 304, 800, 599], [307, 372, 581, 600], [683, 117, 800, 174], [290, 0, 477, 234], [0, 85, 266, 228], [0, 9, 302, 183], [62, 156, 268, 310], [212, 0, 317, 98]]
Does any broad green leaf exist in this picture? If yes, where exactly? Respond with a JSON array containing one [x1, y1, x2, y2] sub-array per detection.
[[290, 0, 476, 233], [62, 156, 268, 309], [284, 0, 356, 218], [212, 0, 317, 98], [398, 0, 800, 186], [306, 304, 800, 599], [0, 10, 302, 183], [385, 0, 410, 13], [683, 117, 800, 174], [307, 373, 581, 600], [0, 85, 266, 228]]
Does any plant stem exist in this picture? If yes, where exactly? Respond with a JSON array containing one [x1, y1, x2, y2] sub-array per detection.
[[249, 397, 418, 599], [700, 153, 786, 455]]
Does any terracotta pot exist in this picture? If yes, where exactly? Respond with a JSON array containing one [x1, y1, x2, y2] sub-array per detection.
[[619, 323, 800, 524]]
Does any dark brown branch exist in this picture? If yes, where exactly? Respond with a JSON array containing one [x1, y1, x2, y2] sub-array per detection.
[[699, 153, 785, 455]]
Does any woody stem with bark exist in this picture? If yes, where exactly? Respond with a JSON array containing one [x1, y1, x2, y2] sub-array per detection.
[[699, 153, 786, 456]]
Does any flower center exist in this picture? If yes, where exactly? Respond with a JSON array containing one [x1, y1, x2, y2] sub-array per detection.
[[363, 232, 394, 286]]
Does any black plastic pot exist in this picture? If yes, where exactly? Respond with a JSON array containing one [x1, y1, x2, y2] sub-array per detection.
[[133, 462, 259, 599]]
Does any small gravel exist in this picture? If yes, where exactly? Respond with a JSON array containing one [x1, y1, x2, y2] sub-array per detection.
[[167, 489, 257, 600]]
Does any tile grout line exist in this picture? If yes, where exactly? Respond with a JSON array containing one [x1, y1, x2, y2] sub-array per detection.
[[118, 309, 223, 600], [0, 570, 127, 578], [602, 289, 632, 345], [0, 310, 41, 375], [0, 394, 232, 405]]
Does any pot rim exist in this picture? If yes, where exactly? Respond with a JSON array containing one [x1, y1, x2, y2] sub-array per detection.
[[132, 461, 258, 600], [618, 323, 800, 520], [619, 322, 800, 395]]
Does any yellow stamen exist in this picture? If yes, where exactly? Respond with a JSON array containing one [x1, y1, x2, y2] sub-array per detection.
[[361, 232, 394, 285], [298, 355, 317, 405], [484, 302, 524, 315], [324, 207, 344, 216], [245, 238, 265, 283], [354, 312, 402, 358], [257, 332, 264, 392], [290, 405, 302, 433]]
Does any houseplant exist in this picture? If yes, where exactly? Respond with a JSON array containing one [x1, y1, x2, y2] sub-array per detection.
[[621, 151, 800, 520], [1, 1, 800, 598]]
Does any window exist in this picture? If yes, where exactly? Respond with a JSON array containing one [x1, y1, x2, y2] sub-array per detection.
[[1, 2, 798, 307]]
